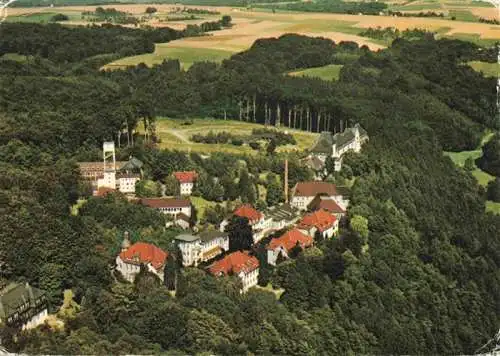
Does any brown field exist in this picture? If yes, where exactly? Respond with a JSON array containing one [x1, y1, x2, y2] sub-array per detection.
[[8, 3, 499, 69]]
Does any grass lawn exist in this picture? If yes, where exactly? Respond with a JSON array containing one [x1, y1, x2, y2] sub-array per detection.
[[0, 53, 28, 62], [444, 131, 495, 187], [104, 45, 234, 70], [190, 195, 219, 217], [447, 9, 478, 22], [71, 199, 87, 216], [288, 64, 343, 81], [486, 201, 500, 215], [151, 117, 318, 155], [255, 282, 285, 299], [467, 61, 499, 78]]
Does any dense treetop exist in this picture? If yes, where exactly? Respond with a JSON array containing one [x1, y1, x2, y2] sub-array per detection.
[[0, 22, 498, 355]]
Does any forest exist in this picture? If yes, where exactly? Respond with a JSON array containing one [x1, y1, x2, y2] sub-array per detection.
[[0, 21, 499, 355]]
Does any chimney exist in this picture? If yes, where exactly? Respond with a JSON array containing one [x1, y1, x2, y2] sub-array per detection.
[[284, 159, 289, 203]]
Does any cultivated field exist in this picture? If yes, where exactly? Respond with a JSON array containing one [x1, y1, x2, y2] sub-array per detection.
[[149, 117, 318, 154], [7, 2, 498, 69], [288, 64, 344, 81]]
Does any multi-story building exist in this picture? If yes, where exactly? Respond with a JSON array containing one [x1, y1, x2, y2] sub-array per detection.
[[140, 198, 192, 218], [173, 171, 198, 196], [297, 209, 338, 239], [0, 282, 48, 330], [266, 228, 313, 266], [175, 231, 229, 267], [116, 241, 167, 282], [291, 181, 347, 210], [307, 194, 346, 220], [208, 251, 259, 293], [79, 142, 143, 195], [220, 204, 266, 243], [308, 123, 368, 171]]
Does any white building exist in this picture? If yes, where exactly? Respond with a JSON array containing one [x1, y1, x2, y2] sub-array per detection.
[[266, 228, 313, 266], [175, 231, 229, 267], [173, 171, 198, 196], [116, 240, 167, 283], [208, 251, 259, 293], [297, 210, 338, 239], [291, 181, 348, 210], [220, 204, 267, 243], [140, 198, 192, 218], [94, 142, 143, 194], [309, 123, 368, 171], [0, 283, 48, 330]]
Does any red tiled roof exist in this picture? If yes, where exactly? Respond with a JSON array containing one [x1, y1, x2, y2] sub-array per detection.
[[268, 228, 313, 252], [208, 251, 259, 276], [174, 171, 198, 183], [119, 242, 167, 270], [94, 187, 115, 197], [298, 210, 337, 233], [294, 181, 338, 197], [234, 204, 263, 222], [308, 195, 345, 214], [140, 198, 190, 209]]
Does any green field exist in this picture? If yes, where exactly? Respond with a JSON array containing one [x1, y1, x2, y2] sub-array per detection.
[[288, 64, 344, 81], [104, 45, 234, 70], [5, 11, 80, 23], [448, 9, 478, 21], [150, 117, 318, 155], [468, 61, 499, 78], [486, 201, 500, 215], [0, 53, 28, 62]]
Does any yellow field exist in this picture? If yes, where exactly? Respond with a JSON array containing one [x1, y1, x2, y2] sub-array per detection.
[[8, 3, 499, 69], [149, 117, 318, 155]]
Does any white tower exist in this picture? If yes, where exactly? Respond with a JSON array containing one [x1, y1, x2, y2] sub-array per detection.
[[98, 142, 117, 189]]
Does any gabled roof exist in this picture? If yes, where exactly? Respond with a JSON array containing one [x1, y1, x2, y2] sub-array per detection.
[[333, 124, 368, 150], [234, 204, 263, 222], [174, 171, 198, 184], [267, 228, 313, 252], [208, 251, 259, 276], [176, 212, 191, 222], [120, 157, 143, 172], [298, 210, 337, 233], [140, 198, 190, 209], [94, 186, 115, 197], [119, 242, 167, 270], [308, 195, 345, 214], [294, 181, 338, 197], [301, 155, 325, 171], [0, 283, 46, 319]]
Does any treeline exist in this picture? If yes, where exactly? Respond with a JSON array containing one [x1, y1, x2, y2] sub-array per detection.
[[265, 0, 387, 15], [190, 128, 296, 147], [479, 17, 500, 25], [359, 27, 435, 41], [387, 10, 445, 18], [82, 6, 142, 25]]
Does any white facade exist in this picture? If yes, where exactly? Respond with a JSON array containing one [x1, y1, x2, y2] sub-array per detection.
[[298, 222, 337, 240], [267, 247, 288, 266], [291, 195, 315, 210], [97, 171, 116, 191], [115, 256, 163, 283], [117, 176, 140, 193], [239, 268, 259, 293], [157, 205, 192, 217], [180, 182, 194, 195], [22, 309, 48, 330], [177, 235, 229, 267]]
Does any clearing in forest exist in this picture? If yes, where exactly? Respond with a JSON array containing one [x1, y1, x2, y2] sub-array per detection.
[[288, 64, 344, 81], [149, 117, 318, 155], [468, 61, 500, 78]]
